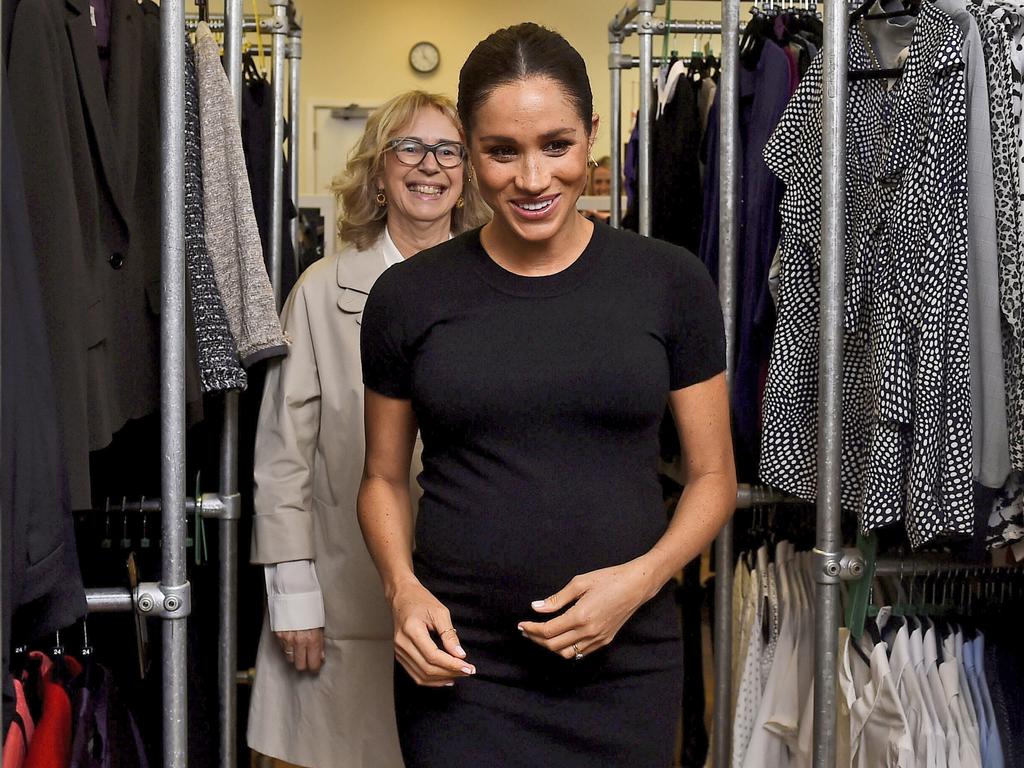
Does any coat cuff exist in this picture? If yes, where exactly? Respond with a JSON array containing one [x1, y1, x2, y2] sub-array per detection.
[[251, 510, 315, 563]]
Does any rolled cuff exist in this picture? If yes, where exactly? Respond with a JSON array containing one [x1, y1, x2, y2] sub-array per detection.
[[251, 509, 315, 563]]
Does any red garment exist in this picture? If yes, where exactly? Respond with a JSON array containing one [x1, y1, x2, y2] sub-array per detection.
[[3, 678, 36, 768], [23, 652, 81, 768]]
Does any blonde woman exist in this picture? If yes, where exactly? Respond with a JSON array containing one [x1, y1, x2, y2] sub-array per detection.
[[582, 155, 614, 222], [247, 91, 489, 768]]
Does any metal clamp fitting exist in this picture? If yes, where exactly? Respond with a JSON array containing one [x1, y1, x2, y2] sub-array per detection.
[[608, 52, 635, 70], [812, 548, 866, 585], [135, 581, 192, 619], [286, 39, 302, 59], [198, 492, 241, 521]]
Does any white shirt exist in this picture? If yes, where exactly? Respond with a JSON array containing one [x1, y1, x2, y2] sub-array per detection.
[[838, 628, 916, 768], [888, 619, 942, 768]]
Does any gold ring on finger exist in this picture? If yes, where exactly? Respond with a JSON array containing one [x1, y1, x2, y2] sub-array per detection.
[[439, 627, 458, 639], [573, 643, 584, 661]]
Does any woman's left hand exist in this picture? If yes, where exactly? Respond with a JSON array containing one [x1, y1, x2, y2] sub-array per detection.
[[517, 559, 661, 660]]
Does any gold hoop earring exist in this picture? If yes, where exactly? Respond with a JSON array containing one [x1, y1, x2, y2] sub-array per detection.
[[376, 189, 387, 207], [456, 196, 465, 209], [587, 154, 599, 168]]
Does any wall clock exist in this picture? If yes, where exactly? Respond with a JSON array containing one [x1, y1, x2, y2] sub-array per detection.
[[409, 41, 440, 74]]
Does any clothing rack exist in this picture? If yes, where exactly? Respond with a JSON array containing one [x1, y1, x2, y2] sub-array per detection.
[[607, 2, 848, 767], [68, 2, 303, 766], [873, 559, 1018, 576]]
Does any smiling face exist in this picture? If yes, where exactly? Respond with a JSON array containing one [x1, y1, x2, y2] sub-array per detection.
[[591, 166, 611, 196], [469, 77, 597, 245], [377, 107, 466, 228]]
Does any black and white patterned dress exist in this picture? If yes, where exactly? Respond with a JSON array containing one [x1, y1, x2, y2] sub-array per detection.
[[760, 2, 971, 548]]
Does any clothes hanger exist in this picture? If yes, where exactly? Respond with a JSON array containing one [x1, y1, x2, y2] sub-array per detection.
[[848, 0, 919, 79]]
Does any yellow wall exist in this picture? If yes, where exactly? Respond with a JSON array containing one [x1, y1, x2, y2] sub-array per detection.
[[289, 0, 729, 195]]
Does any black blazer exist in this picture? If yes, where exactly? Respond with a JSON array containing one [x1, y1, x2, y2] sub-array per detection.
[[2, 75, 88, 731], [7, 0, 167, 508]]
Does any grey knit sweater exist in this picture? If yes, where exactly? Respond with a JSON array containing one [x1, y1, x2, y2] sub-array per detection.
[[194, 22, 287, 366], [185, 35, 248, 392]]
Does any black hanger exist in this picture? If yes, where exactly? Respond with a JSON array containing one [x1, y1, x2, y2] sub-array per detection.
[[242, 51, 262, 83], [848, 0, 919, 79], [860, 0, 920, 21], [848, 0, 876, 25], [849, 628, 875, 668], [197, 0, 210, 23]]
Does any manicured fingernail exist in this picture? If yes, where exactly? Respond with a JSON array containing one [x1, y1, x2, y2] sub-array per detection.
[[454, 645, 466, 657], [462, 666, 475, 675], [531, 600, 545, 609], [517, 624, 527, 636], [445, 682, 455, 687]]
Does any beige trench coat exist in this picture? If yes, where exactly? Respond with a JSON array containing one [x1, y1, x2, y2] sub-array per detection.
[[247, 235, 421, 768]]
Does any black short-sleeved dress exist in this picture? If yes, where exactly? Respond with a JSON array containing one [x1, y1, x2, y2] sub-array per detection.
[[360, 223, 725, 767]]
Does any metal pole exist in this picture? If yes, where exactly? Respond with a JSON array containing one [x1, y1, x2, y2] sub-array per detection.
[[609, 31, 623, 229], [186, 19, 260, 34], [268, 0, 289, 309], [85, 588, 135, 613], [636, 0, 655, 236], [287, 26, 302, 275], [712, 0, 740, 763], [873, 560, 1008, 575], [220, 2, 244, 765], [1, 9, 5, 710], [611, 0, 643, 31], [160, 0, 189, 764], [217, 402, 238, 768], [223, 0, 243, 110], [813, 0, 848, 762]]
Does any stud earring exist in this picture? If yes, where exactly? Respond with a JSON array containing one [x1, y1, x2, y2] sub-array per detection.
[[456, 196, 465, 209], [376, 189, 387, 207]]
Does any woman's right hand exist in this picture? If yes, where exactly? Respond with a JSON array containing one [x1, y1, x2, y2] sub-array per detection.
[[275, 628, 325, 673], [389, 578, 476, 687]]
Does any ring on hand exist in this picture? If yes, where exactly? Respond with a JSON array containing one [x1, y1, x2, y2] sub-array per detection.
[[572, 643, 584, 661], [439, 627, 458, 639], [284, 648, 295, 656]]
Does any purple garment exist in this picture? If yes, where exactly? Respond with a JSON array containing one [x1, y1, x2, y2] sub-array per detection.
[[783, 46, 800, 95], [90, 0, 112, 87], [70, 665, 148, 768], [697, 40, 792, 476]]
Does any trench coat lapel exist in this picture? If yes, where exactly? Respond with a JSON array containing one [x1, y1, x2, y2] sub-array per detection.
[[65, 0, 131, 235], [106, 0, 142, 191]]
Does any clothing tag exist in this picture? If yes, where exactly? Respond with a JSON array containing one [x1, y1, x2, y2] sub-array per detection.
[[90, 4, 96, 26]]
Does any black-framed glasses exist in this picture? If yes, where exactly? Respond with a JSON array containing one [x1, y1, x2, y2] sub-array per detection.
[[386, 137, 466, 169]]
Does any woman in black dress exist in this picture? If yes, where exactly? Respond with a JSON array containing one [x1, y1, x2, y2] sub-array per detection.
[[357, 23, 736, 767]]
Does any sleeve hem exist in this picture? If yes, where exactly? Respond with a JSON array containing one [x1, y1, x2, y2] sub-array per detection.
[[363, 379, 412, 400], [670, 365, 726, 392], [250, 510, 315, 563]]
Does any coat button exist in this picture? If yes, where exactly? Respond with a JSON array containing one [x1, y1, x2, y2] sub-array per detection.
[[109, 252, 125, 269]]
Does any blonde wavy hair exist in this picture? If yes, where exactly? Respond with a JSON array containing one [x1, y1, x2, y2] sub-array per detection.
[[332, 91, 490, 251]]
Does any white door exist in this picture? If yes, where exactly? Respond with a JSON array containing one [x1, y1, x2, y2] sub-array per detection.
[[312, 103, 376, 196]]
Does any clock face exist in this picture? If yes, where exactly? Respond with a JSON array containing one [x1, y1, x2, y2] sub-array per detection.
[[410, 41, 440, 74]]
